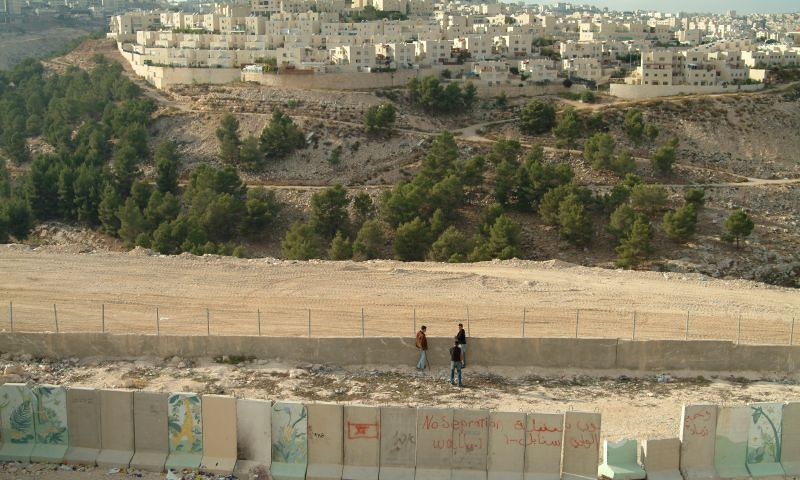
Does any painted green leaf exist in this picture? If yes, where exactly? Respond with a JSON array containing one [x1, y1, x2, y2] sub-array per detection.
[[752, 408, 762, 424], [10, 400, 33, 433]]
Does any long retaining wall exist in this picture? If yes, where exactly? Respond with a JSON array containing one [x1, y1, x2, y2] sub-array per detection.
[[609, 82, 764, 99], [1, 333, 799, 374]]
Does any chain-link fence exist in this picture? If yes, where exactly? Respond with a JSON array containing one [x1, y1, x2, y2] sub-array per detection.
[[1, 300, 797, 345]]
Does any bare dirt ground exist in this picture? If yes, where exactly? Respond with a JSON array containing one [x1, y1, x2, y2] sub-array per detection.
[[0, 246, 798, 342], [0, 25, 95, 70]]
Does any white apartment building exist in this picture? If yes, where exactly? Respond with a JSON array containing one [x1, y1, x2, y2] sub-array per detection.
[[414, 39, 451, 64], [376, 42, 415, 67], [560, 40, 602, 60], [518, 57, 558, 82], [472, 60, 509, 85], [453, 34, 494, 60], [329, 44, 378, 71], [562, 57, 603, 81], [742, 46, 800, 67]]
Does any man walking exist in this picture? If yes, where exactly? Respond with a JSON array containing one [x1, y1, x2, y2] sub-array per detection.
[[449, 340, 464, 387], [415, 325, 428, 370], [456, 323, 467, 367]]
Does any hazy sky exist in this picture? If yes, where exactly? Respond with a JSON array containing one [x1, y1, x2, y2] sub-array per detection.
[[580, 0, 799, 14]]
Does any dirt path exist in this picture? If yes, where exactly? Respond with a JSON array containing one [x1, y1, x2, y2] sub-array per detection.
[[0, 247, 797, 342]]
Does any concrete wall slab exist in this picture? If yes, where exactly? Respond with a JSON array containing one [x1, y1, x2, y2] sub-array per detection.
[[415, 408, 453, 480], [200, 395, 237, 475], [31, 385, 69, 464], [165, 392, 203, 471], [561, 411, 601, 480], [452, 409, 489, 480], [343, 405, 381, 480], [781, 401, 800, 476], [680, 404, 718, 480], [380, 406, 417, 480], [598, 439, 645, 480], [271, 402, 308, 480], [96, 389, 135, 468], [307, 403, 344, 480], [131, 391, 169, 472], [0, 383, 36, 462], [641, 438, 682, 480], [486, 411, 525, 480], [714, 406, 750, 479], [64, 387, 101, 465], [746, 403, 785, 479], [235, 398, 271, 478], [523, 413, 563, 480]]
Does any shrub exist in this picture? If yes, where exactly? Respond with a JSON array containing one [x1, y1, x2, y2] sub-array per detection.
[[629, 184, 668, 217], [518, 100, 556, 135], [684, 188, 706, 207]]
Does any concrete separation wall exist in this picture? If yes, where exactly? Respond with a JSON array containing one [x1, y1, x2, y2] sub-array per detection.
[[2, 333, 799, 374]]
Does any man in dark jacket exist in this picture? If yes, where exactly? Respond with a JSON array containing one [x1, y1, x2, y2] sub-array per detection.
[[456, 323, 467, 367], [415, 325, 428, 370], [449, 340, 463, 387]]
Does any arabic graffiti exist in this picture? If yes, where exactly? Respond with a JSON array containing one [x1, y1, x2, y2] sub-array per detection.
[[684, 409, 714, 438], [564, 420, 600, 449]]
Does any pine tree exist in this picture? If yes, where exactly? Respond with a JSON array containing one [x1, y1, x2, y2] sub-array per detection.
[[353, 219, 384, 260], [282, 221, 323, 260], [328, 231, 353, 260], [616, 216, 654, 268], [553, 108, 582, 148], [662, 203, 697, 242], [557, 194, 593, 246], [724, 209, 754, 248], [155, 141, 180, 193], [393, 217, 430, 261], [216, 114, 241, 165]]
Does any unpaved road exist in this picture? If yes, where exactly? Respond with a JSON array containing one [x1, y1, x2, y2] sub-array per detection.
[[0, 246, 797, 342]]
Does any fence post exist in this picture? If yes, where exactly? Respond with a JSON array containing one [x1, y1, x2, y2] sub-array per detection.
[[102, 304, 105, 333], [522, 308, 526, 338], [361, 307, 365, 338], [737, 314, 742, 344], [156, 307, 160, 336], [466, 306, 470, 337], [632, 311, 637, 340], [9, 301, 12, 332], [53, 304, 59, 333], [791, 318, 795, 346], [257, 309, 261, 337], [307, 309, 311, 337], [685, 311, 689, 340], [575, 309, 580, 338], [206, 308, 210, 336]]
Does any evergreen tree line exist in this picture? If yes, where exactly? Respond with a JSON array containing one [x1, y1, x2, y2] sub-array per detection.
[[0, 60, 280, 253]]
